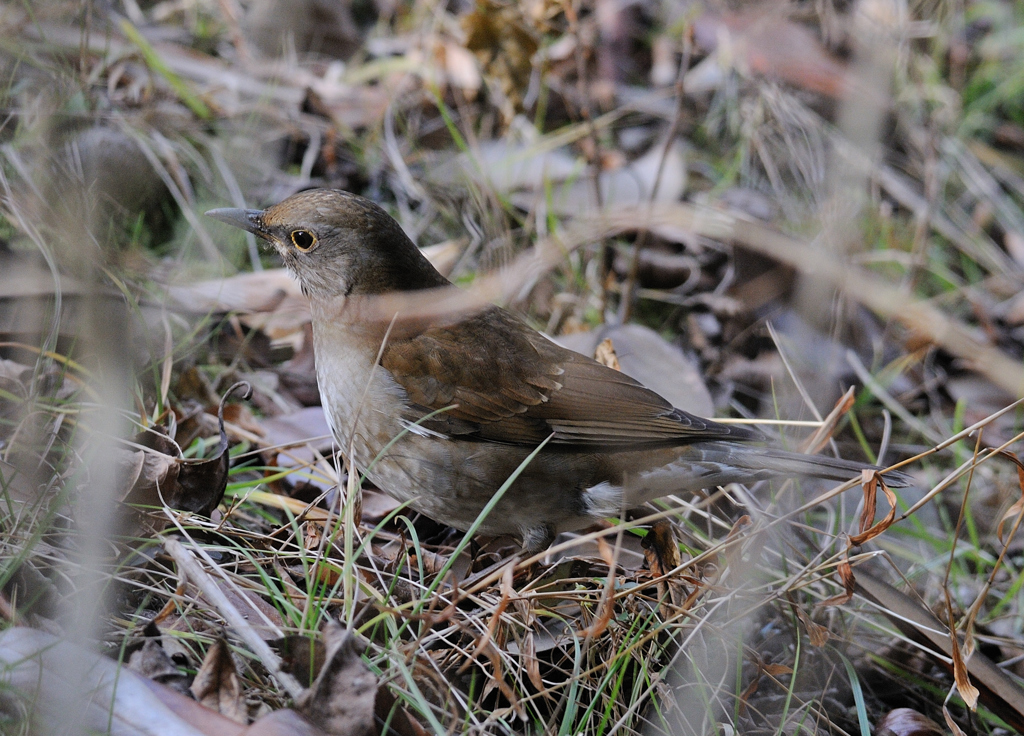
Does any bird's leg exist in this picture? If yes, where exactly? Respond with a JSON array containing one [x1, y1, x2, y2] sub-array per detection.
[[513, 525, 555, 583], [521, 524, 556, 557]]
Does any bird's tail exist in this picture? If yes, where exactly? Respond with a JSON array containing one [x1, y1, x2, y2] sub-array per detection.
[[615, 442, 911, 510], [732, 445, 912, 487]]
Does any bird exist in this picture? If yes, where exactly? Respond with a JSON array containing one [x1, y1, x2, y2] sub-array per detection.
[[207, 189, 910, 553]]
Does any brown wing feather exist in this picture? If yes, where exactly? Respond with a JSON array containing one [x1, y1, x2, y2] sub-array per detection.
[[381, 306, 760, 447]]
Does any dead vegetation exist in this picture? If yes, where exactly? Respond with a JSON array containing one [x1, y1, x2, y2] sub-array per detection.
[[2, 0, 1024, 734]]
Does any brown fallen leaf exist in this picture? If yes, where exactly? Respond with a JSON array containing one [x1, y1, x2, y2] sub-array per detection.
[[272, 634, 326, 688], [1, 557, 61, 619], [462, 0, 538, 118], [875, 707, 944, 736], [556, 323, 714, 417], [791, 603, 829, 647], [593, 337, 621, 371], [273, 631, 427, 736], [296, 621, 377, 736], [191, 637, 246, 724], [799, 387, 855, 455], [120, 382, 251, 517], [944, 591, 980, 711], [691, 10, 850, 99], [127, 623, 191, 696], [818, 546, 857, 608], [849, 471, 898, 546], [640, 519, 685, 619], [370, 686, 430, 736]]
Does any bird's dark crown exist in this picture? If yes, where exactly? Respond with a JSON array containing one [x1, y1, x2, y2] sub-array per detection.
[[208, 189, 449, 299]]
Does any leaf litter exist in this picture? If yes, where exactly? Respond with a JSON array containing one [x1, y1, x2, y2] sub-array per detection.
[[1, 0, 1024, 734]]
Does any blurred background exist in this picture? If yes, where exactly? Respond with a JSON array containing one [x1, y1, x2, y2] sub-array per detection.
[[2, 0, 1024, 734]]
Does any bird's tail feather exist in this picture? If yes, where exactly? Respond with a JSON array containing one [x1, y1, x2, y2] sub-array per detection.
[[619, 442, 911, 509], [741, 446, 911, 487]]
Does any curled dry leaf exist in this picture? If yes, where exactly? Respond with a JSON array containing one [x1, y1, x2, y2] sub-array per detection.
[[578, 538, 618, 640], [792, 605, 829, 647], [593, 337, 621, 371], [120, 382, 251, 517], [818, 546, 856, 608], [849, 470, 898, 546], [799, 387, 855, 455], [945, 593, 980, 711], [460, 562, 514, 676], [994, 450, 1024, 543]]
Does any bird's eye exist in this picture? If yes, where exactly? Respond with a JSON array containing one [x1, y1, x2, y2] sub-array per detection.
[[290, 230, 317, 251]]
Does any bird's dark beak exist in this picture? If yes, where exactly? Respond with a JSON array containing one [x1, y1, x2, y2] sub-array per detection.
[[205, 208, 267, 237]]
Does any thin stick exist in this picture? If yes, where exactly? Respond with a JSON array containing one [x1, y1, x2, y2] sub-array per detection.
[[163, 536, 305, 700]]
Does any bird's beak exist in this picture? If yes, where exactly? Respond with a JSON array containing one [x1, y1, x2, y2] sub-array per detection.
[[205, 208, 267, 236]]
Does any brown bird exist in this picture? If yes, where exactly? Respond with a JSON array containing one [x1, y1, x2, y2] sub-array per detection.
[[207, 190, 909, 553]]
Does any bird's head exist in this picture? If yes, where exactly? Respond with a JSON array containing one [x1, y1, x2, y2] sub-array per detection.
[[206, 189, 448, 300]]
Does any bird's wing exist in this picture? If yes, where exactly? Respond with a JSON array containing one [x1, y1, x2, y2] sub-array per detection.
[[380, 307, 761, 447]]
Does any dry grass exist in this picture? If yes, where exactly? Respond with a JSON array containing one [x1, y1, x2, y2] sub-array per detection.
[[2, 0, 1024, 734]]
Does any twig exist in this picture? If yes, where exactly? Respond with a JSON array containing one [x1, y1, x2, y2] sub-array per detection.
[[163, 536, 305, 700]]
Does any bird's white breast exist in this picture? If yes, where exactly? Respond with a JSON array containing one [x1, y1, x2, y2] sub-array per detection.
[[310, 317, 409, 475]]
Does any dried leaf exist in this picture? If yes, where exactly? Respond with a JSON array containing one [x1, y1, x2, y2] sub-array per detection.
[[296, 622, 377, 736], [849, 471, 898, 546], [442, 41, 482, 92], [127, 632, 191, 695], [121, 382, 251, 517], [818, 546, 855, 607], [942, 705, 968, 736], [2, 558, 61, 618], [0, 626, 248, 736], [793, 606, 829, 647], [691, 11, 850, 98], [247, 709, 325, 736], [556, 323, 713, 416], [945, 593, 980, 710], [995, 450, 1024, 543], [371, 686, 430, 736], [522, 631, 544, 692], [594, 337, 621, 371], [579, 538, 618, 639], [273, 635, 326, 688], [641, 520, 685, 618], [460, 562, 514, 674], [462, 0, 539, 115], [799, 387, 855, 455], [191, 638, 246, 724], [875, 707, 944, 736]]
